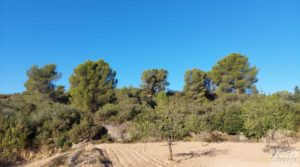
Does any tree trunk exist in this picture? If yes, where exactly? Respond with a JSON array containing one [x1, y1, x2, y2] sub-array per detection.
[[266, 137, 270, 150], [271, 129, 276, 140], [168, 137, 173, 161]]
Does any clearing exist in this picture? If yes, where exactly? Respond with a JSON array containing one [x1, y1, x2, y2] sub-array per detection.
[[20, 142, 300, 167]]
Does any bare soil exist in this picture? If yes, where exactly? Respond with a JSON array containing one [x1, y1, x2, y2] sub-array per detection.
[[19, 142, 300, 167]]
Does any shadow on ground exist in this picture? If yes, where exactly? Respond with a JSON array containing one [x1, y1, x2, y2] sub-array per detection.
[[175, 148, 228, 163]]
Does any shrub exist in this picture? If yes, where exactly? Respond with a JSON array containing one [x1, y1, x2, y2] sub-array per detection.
[[0, 111, 30, 165], [203, 103, 244, 135], [94, 99, 144, 124], [203, 131, 225, 142], [221, 104, 244, 135], [243, 95, 298, 139], [94, 104, 119, 123], [55, 134, 72, 151], [69, 117, 107, 144], [30, 103, 80, 146], [129, 109, 159, 140]]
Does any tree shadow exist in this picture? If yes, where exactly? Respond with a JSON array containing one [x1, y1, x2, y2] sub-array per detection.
[[175, 148, 228, 163], [161, 143, 177, 147], [101, 159, 113, 167]]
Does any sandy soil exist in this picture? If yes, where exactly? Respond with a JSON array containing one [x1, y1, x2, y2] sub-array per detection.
[[21, 142, 300, 167]]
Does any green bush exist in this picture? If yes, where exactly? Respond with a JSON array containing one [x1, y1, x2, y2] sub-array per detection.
[[30, 103, 80, 146], [243, 95, 298, 139], [220, 104, 244, 135], [202, 103, 244, 135], [94, 99, 144, 124], [55, 133, 72, 151], [94, 104, 119, 123], [128, 109, 159, 140], [69, 117, 107, 144], [0, 111, 30, 164]]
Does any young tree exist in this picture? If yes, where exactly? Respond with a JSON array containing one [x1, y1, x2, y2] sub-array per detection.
[[184, 68, 209, 103], [69, 59, 117, 113], [24, 64, 61, 97], [208, 53, 258, 95], [156, 94, 186, 161], [141, 69, 169, 96]]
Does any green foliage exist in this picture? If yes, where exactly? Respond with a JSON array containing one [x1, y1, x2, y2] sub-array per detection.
[[208, 103, 244, 135], [156, 94, 187, 140], [183, 113, 202, 134], [1, 93, 36, 114], [94, 87, 144, 124], [18, 103, 79, 150], [114, 89, 144, 123], [24, 64, 61, 98], [55, 133, 72, 151], [94, 103, 119, 123], [116, 100, 143, 123], [184, 68, 209, 103], [69, 59, 117, 112], [141, 69, 169, 96], [0, 110, 30, 164], [243, 95, 298, 139], [129, 94, 188, 141], [208, 53, 258, 94], [155, 91, 169, 106], [50, 85, 70, 104], [2, 54, 300, 164], [129, 109, 158, 140], [272, 91, 296, 102], [69, 117, 107, 144], [294, 86, 300, 102], [0, 94, 81, 164]]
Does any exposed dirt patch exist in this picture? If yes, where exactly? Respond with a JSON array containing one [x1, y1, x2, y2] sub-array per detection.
[[18, 142, 300, 167]]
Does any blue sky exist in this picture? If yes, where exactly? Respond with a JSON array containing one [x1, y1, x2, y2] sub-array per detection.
[[0, 0, 299, 94]]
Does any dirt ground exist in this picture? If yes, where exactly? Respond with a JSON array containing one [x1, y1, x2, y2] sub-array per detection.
[[21, 142, 300, 167]]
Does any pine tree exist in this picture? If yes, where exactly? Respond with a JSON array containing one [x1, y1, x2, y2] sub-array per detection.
[[208, 53, 258, 95], [69, 59, 117, 112]]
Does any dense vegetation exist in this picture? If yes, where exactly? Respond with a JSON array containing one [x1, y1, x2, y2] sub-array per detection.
[[1, 53, 300, 164]]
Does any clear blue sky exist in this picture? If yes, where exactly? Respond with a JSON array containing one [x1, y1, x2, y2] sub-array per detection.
[[1, 0, 299, 94]]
